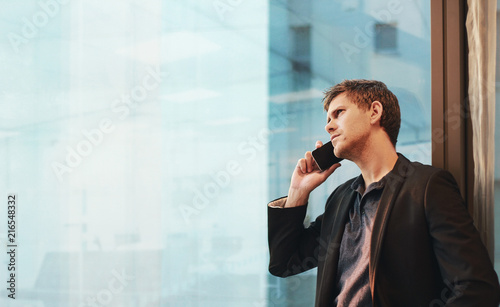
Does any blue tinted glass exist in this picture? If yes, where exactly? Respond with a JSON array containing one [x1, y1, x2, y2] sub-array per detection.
[[268, 1, 430, 304], [0, 1, 430, 306]]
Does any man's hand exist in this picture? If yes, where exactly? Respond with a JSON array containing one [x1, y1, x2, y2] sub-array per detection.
[[285, 141, 341, 208]]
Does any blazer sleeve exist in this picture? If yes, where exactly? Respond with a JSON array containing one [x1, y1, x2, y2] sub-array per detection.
[[425, 170, 500, 306], [267, 196, 323, 277]]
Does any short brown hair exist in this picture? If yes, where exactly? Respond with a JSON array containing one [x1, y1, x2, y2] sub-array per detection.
[[322, 79, 401, 147]]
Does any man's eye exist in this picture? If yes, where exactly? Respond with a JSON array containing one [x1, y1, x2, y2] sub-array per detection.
[[336, 110, 344, 116]]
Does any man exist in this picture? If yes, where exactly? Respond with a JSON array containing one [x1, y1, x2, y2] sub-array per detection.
[[267, 80, 500, 306]]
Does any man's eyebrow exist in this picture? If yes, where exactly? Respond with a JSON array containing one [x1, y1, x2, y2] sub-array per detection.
[[327, 105, 345, 116]]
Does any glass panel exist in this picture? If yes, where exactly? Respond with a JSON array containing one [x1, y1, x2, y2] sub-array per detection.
[[268, 0, 431, 304], [0, 0, 430, 306]]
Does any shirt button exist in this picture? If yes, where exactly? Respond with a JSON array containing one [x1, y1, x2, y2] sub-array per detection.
[[361, 210, 365, 215]]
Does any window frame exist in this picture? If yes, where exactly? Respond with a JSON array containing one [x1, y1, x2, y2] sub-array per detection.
[[431, 0, 474, 214]]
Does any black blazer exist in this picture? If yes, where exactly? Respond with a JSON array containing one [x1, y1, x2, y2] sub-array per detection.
[[268, 154, 500, 306]]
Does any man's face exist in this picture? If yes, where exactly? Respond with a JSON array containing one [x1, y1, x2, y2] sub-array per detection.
[[324, 93, 372, 160]]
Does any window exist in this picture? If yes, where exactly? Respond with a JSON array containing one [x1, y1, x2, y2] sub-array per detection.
[[268, 0, 431, 304], [0, 0, 431, 306], [374, 23, 398, 53], [291, 25, 312, 89]]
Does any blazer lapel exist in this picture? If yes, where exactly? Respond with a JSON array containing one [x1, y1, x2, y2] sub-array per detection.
[[369, 155, 411, 299], [317, 187, 356, 306]]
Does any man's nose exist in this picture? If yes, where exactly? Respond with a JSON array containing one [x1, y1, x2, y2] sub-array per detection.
[[325, 121, 336, 133]]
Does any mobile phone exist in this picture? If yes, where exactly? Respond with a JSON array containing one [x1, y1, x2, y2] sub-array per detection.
[[311, 141, 343, 171]]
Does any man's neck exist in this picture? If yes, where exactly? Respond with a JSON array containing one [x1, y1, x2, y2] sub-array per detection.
[[355, 143, 399, 188]]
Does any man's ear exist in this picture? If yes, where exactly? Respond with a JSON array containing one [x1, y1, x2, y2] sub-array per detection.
[[370, 101, 383, 125]]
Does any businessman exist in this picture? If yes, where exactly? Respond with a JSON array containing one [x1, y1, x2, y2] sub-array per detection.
[[267, 79, 500, 306]]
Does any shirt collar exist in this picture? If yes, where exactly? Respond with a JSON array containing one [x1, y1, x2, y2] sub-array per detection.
[[350, 174, 387, 195], [350, 154, 404, 195]]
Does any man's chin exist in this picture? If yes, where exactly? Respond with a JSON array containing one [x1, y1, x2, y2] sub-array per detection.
[[334, 146, 350, 161], [333, 147, 343, 159]]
